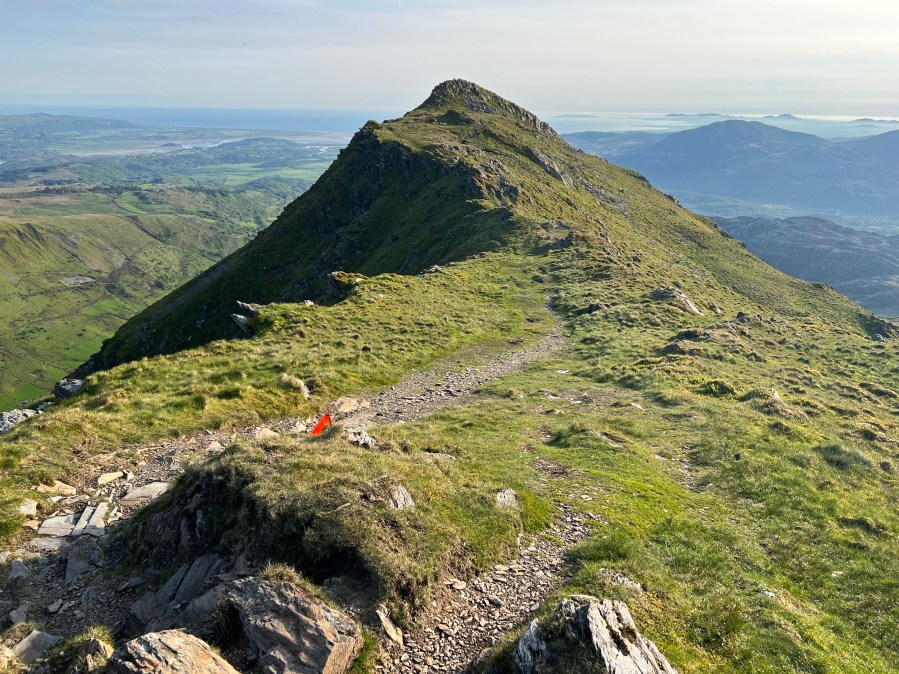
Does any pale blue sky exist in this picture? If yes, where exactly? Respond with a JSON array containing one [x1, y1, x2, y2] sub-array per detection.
[[2, 0, 898, 115]]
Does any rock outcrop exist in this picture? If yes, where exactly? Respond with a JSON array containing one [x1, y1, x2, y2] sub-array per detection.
[[0, 408, 37, 434], [54, 378, 85, 399], [218, 577, 363, 674], [650, 287, 704, 315], [512, 596, 677, 674], [111, 630, 239, 674]]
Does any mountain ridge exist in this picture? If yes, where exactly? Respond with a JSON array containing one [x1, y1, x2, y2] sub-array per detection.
[[90, 82, 891, 371], [4, 81, 899, 673], [567, 119, 899, 219]]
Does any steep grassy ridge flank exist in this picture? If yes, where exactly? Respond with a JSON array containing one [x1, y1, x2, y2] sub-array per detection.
[[96, 80, 883, 369], [2, 82, 898, 671]]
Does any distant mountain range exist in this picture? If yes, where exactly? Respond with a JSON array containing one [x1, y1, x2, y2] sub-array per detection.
[[566, 120, 899, 221], [715, 216, 899, 319]]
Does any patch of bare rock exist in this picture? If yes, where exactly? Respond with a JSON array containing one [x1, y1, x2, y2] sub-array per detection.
[[513, 596, 677, 674], [110, 630, 239, 673]]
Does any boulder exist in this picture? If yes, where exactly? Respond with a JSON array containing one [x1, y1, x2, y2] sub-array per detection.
[[219, 576, 363, 674], [0, 409, 37, 434], [111, 630, 239, 674], [512, 620, 549, 673], [389, 485, 415, 510], [512, 596, 678, 674], [54, 378, 85, 399], [496, 488, 519, 509], [120, 482, 169, 508], [230, 313, 253, 335], [236, 301, 261, 316], [12, 630, 60, 664], [63, 537, 104, 584], [7, 558, 31, 592], [346, 428, 377, 449]]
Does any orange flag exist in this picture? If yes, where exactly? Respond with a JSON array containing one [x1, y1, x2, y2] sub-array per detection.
[[311, 413, 333, 436]]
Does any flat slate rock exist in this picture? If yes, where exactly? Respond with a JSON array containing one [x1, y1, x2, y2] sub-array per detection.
[[84, 501, 110, 536], [37, 513, 78, 537], [29, 538, 69, 552], [120, 482, 169, 507], [12, 630, 60, 664], [71, 506, 96, 537]]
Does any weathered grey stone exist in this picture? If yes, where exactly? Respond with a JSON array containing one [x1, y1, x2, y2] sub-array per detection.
[[513, 596, 677, 674], [120, 482, 169, 507], [496, 488, 519, 509], [9, 601, 29, 624], [38, 512, 78, 537], [0, 409, 37, 434], [84, 501, 110, 537], [255, 427, 280, 441], [54, 377, 85, 399], [29, 537, 69, 552], [389, 485, 415, 510], [236, 301, 261, 316], [64, 538, 103, 584], [129, 556, 224, 633], [375, 604, 404, 646], [98, 471, 124, 486], [65, 557, 91, 585], [332, 396, 367, 415], [7, 558, 31, 591], [177, 584, 228, 630], [559, 596, 677, 674], [71, 505, 96, 537], [231, 313, 253, 334], [17, 498, 38, 518], [111, 630, 239, 674], [513, 619, 549, 673], [346, 428, 377, 449], [173, 555, 224, 605], [220, 576, 363, 674], [12, 630, 60, 664]]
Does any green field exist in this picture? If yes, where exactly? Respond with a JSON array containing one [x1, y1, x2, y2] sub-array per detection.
[[0, 133, 341, 408]]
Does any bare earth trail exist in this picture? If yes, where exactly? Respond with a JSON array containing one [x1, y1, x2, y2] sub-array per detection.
[[2, 327, 592, 672]]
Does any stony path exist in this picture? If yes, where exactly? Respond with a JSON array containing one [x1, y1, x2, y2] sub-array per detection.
[[379, 505, 588, 674], [343, 329, 566, 429], [1, 328, 572, 664]]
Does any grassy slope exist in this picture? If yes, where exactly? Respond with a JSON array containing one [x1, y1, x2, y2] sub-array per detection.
[[0, 140, 336, 408], [2, 82, 898, 671]]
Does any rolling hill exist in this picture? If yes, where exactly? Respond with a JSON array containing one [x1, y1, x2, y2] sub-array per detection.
[[566, 120, 899, 224], [715, 216, 899, 318], [0, 136, 338, 408]]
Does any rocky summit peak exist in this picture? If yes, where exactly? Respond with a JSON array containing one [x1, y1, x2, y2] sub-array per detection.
[[418, 79, 558, 137]]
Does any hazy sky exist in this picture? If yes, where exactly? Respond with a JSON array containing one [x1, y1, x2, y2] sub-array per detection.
[[2, 0, 898, 115]]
